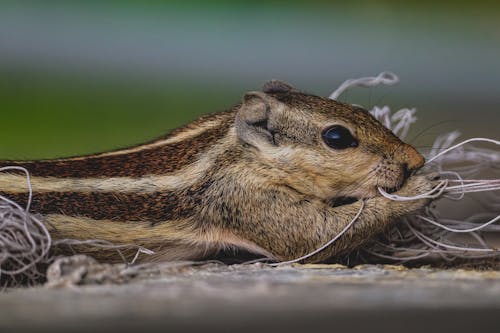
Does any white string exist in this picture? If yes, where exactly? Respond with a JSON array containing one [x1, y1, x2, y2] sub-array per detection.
[[418, 215, 500, 233], [0, 166, 33, 212], [389, 108, 417, 140], [130, 247, 156, 265], [329, 71, 399, 100], [377, 180, 448, 201], [0, 167, 52, 279], [407, 223, 499, 253], [426, 138, 500, 164]]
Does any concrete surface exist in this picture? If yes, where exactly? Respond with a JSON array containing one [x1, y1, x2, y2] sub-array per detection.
[[2, 262, 500, 333]]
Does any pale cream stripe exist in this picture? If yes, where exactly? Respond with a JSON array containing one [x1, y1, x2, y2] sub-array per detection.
[[61, 119, 224, 161], [0, 129, 237, 194], [45, 214, 195, 243], [0, 161, 206, 193]]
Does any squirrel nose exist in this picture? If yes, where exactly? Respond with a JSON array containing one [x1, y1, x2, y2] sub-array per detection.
[[403, 144, 425, 172]]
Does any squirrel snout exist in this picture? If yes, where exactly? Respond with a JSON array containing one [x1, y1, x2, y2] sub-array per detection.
[[402, 144, 425, 172]]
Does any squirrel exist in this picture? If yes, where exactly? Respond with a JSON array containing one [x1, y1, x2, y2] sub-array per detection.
[[0, 80, 436, 263]]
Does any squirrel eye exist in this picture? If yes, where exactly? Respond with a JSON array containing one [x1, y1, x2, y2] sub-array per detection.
[[322, 125, 358, 150]]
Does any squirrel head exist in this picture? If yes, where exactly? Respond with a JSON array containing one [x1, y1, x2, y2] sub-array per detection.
[[235, 80, 424, 203]]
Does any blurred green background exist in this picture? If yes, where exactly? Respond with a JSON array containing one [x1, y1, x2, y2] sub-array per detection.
[[0, 1, 499, 160]]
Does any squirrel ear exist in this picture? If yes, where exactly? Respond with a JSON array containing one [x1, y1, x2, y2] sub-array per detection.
[[235, 91, 277, 147], [262, 80, 295, 94]]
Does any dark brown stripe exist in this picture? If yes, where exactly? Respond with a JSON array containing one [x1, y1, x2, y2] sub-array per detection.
[[0, 180, 213, 222], [0, 110, 235, 178]]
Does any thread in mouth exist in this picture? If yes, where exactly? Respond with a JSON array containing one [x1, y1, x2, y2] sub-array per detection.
[[328, 182, 402, 208]]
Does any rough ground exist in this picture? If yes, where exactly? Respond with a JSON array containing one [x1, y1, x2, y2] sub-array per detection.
[[2, 259, 500, 333]]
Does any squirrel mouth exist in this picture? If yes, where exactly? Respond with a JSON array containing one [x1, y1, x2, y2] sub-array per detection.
[[330, 196, 359, 207], [328, 182, 403, 208], [329, 186, 400, 208]]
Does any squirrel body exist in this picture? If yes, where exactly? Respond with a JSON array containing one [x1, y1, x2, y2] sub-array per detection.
[[0, 82, 434, 263]]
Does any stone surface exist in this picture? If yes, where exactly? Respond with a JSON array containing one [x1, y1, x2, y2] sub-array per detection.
[[2, 263, 500, 333]]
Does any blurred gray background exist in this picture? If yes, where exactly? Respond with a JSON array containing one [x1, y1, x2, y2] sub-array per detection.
[[0, 0, 498, 159]]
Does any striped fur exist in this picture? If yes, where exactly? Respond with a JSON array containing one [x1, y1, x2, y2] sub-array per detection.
[[0, 109, 253, 261], [0, 86, 431, 263], [0, 111, 235, 178]]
